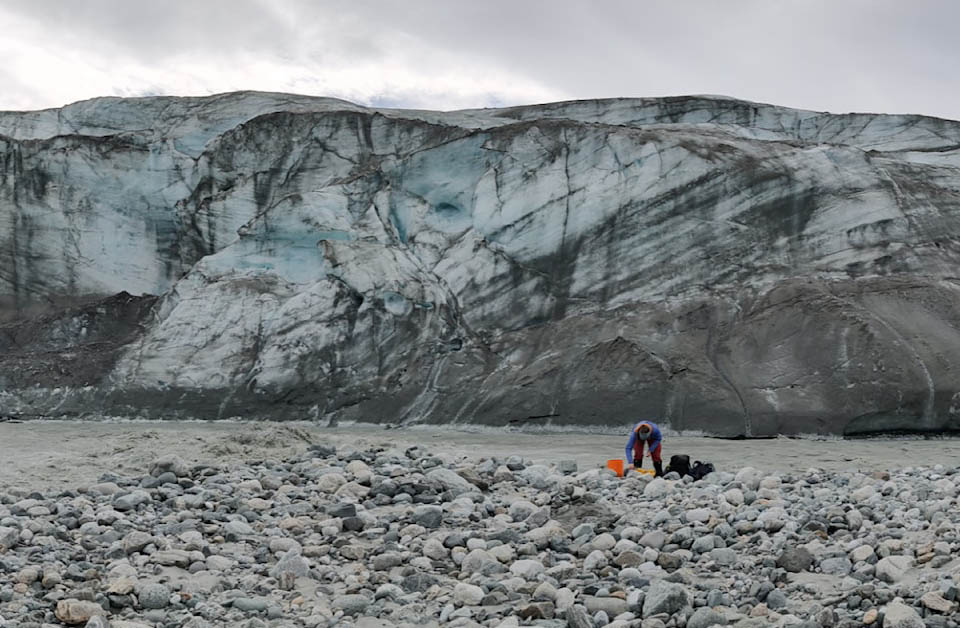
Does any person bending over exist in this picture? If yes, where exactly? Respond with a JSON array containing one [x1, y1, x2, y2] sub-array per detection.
[[626, 421, 663, 477]]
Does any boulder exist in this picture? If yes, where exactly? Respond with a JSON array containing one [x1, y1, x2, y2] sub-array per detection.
[[643, 580, 691, 616]]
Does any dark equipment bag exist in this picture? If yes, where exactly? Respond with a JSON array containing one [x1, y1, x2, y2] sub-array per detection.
[[689, 460, 716, 480], [665, 454, 716, 481], [665, 454, 690, 477]]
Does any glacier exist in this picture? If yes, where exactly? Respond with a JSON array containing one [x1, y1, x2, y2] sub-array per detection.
[[2, 92, 960, 436]]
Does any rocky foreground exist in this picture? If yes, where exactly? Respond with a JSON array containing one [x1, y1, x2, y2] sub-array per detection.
[[1, 443, 958, 628]]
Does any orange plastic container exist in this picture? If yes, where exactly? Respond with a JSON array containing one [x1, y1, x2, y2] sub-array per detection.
[[606, 459, 624, 477]]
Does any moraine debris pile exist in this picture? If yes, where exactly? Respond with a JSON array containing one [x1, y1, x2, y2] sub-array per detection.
[[1, 444, 960, 627]]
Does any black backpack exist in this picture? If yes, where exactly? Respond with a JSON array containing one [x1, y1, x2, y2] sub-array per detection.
[[666, 454, 691, 477], [689, 460, 716, 481]]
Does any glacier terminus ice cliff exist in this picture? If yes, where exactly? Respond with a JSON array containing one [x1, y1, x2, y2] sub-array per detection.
[[2, 92, 960, 436]]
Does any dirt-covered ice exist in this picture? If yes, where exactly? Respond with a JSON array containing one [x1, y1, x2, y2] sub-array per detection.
[[3, 420, 959, 492]]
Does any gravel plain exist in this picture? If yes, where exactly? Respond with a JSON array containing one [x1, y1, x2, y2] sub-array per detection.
[[1, 421, 960, 628]]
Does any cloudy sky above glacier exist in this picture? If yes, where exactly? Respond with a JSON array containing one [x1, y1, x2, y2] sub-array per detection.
[[2, 0, 958, 120]]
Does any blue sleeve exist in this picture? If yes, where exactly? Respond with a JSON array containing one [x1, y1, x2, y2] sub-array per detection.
[[625, 430, 636, 461]]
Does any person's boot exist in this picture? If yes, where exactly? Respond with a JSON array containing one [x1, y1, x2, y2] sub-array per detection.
[[653, 461, 664, 477]]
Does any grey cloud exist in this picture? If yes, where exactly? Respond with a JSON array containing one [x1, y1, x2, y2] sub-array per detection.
[[4, 0, 960, 119], [294, 0, 960, 118], [6, 0, 295, 59]]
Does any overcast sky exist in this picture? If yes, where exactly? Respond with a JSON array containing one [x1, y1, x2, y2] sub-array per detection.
[[2, 0, 958, 120]]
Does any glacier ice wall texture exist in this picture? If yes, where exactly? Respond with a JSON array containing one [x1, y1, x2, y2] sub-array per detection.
[[3, 92, 960, 435]]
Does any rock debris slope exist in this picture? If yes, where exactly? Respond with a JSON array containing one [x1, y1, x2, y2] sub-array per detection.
[[2, 92, 960, 435], [1, 444, 960, 628]]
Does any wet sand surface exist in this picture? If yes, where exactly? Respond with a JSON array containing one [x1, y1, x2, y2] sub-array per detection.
[[3, 420, 960, 491]]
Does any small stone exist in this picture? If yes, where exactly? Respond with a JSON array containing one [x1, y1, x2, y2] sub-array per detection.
[[692, 535, 716, 554], [656, 552, 683, 571], [17, 567, 39, 584], [710, 548, 737, 566], [766, 590, 788, 610], [270, 550, 310, 590], [706, 590, 729, 607], [820, 557, 853, 576], [533, 581, 557, 601], [268, 537, 301, 555], [509, 499, 537, 520], [584, 549, 608, 571], [0, 526, 19, 550], [422, 538, 448, 560], [42, 570, 63, 588], [151, 549, 192, 567], [327, 503, 357, 518], [316, 473, 347, 493], [850, 545, 875, 563], [615, 550, 645, 567], [566, 605, 594, 628], [150, 454, 190, 477], [558, 460, 578, 475], [342, 516, 365, 532], [425, 468, 475, 495], [55, 599, 107, 625], [583, 596, 629, 617], [735, 467, 763, 490], [462, 549, 502, 575], [413, 505, 443, 528], [525, 506, 551, 528], [517, 601, 554, 619], [375, 583, 403, 600], [108, 577, 136, 595], [206, 555, 233, 571], [643, 580, 691, 616], [591, 533, 617, 551], [223, 520, 255, 539], [509, 559, 545, 579], [644, 478, 671, 498], [875, 556, 912, 583], [555, 587, 576, 612], [454, 582, 485, 606], [863, 609, 879, 625], [489, 543, 515, 563], [309, 443, 336, 457], [723, 488, 745, 506], [232, 597, 270, 612], [939, 581, 958, 601], [113, 490, 151, 511], [402, 573, 439, 592], [138, 583, 170, 609], [688, 607, 728, 628], [638, 530, 667, 549], [920, 591, 956, 613], [372, 552, 404, 571], [882, 601, 923, 628], [123, 531, 154, 554], [685, 508, 713, 523], [777, 547, 814, 573]]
